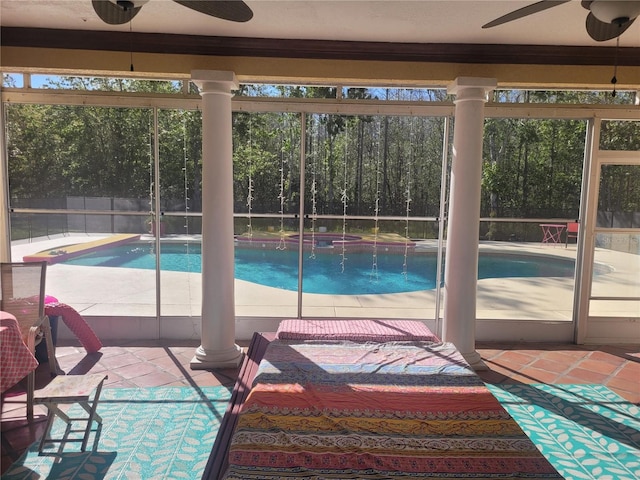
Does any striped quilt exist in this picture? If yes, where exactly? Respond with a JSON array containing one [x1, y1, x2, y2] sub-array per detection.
[[224, 340, 561, 479]]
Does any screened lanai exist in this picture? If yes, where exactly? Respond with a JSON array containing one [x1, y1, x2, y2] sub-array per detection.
[[1, 1, 639, 369], [2, 75, 639, 365]]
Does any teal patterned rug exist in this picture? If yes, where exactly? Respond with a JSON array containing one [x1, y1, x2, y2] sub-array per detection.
[[487, 383, 640, 480], [2, 386, 232, 480]]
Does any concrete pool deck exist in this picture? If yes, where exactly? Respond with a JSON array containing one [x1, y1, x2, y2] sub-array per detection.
[[10, 233, 639, 341]]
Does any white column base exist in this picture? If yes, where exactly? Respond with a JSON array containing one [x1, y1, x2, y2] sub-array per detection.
[[190, 343, 244, 370], [461, 350, 489, 371]]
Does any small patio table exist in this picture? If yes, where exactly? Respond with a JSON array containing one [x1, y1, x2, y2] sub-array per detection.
[[0, 311, 39, 394], [539, 223, 566, 245], [35, 373, 108, 452]]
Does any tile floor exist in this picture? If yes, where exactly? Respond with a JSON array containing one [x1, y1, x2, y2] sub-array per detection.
[[1, 339, 639, 474]]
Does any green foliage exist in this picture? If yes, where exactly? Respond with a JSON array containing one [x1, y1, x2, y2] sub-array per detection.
[[41, 76, 183, 94], [4, 78, 638, 243], [6, 102, 153, 200], [482, 117, 588, 219], [158, 109, 202, 213]]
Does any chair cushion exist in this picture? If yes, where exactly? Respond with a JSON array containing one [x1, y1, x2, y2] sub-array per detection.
[[275, 318, 439, 342]]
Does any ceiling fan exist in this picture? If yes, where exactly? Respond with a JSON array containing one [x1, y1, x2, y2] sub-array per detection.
[[91, 0, 253, 25], [482, 0, 640, 42]]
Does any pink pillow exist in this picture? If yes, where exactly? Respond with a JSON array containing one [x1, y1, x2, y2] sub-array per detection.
[[45, 295, 59, 304], [276, 319, 439, 342]]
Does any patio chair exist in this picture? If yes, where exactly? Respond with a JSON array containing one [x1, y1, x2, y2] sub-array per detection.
[[565, 221, 579, 247], [0, 262, 59, 419]]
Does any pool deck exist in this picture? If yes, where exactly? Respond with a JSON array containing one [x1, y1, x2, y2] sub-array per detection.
[[10, 233, 640, 340]]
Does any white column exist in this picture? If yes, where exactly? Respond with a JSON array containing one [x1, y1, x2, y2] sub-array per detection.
[[190, 70, 243, 369], [443, 77, 496, 370]]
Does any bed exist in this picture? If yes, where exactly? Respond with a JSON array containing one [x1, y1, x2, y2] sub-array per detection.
[[207, 319, 561, 479]]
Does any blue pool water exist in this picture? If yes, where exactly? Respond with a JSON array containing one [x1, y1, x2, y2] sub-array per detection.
[[60, 242, 577, 295]]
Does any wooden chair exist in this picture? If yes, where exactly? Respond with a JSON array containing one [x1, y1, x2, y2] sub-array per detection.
[[0, 262, 59, 419], [565, 221, 579, 247]]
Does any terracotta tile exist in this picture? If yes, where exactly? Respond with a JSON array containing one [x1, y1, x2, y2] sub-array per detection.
[[102, 371, 126, 386], [587, 350, 627, 366], [606, 375, 640, 396], [477, 349, 503, 361], [95, 346, 130, 356], [128, 371, 181, 388], [152, 355, 185, 369], [482, 361, 519, 378], [538, 350, 586, 364], [123, 340, 169, 350], [516, 349, 550, 358], [54, 345, 86, 357], [168, 345, 199, 357], [111, 361, 160, 380], [561, 367, 609, 383], [0, 407, 30, 422], [611, 362, 640, 382], [518, 367, 562, 384], [188, 373, 229, 387], [57, 352, 93, 370], [174, 351, 199, 366], [491, 350, 536, 367], [152, 357, 190, 376], [554, 375, 592, 385], [55, 350, 88, 364], [216, 370, 241, 384], [98, 352, 143, 370], [530, 358, 570, 374], [191, 369, 237, 386], [165, 379, 191, 387], [574, 359, 620, 376], [553, 347, 593, 358], [131, 347, 172, 361], [1, 422, 46, 450], [606, 387, 640, 404]]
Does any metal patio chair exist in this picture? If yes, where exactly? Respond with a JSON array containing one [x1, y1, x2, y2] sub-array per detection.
[[565, 221, 579, 247], [1, 261, 58, 419]]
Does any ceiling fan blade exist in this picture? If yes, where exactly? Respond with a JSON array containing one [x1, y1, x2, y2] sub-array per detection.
[[585, 12, 635, 41], [482, 0, 571, 28], [92, 0, 142, 25], [173, 0, 253, 23]]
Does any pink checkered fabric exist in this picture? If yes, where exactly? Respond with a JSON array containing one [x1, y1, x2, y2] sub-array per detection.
[[1, 313, 38, 393], [276, 319, 439, 342]]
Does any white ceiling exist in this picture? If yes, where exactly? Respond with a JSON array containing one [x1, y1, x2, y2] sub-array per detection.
[[1, 0, 639, 48]]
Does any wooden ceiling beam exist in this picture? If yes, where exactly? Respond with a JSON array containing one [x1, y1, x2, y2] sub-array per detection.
[[2, 27, 639, 66]]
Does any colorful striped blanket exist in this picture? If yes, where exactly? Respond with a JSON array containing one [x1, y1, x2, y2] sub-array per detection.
[[223, 340, 561, 479]]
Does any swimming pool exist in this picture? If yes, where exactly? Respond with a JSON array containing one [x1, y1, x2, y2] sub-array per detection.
[[59, 242, 578, 295]]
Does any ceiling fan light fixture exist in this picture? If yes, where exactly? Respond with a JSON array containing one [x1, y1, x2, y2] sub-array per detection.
[[109, 0, 149, 11], [116, 0, 134, 10], [589, 0, 640, 25]]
